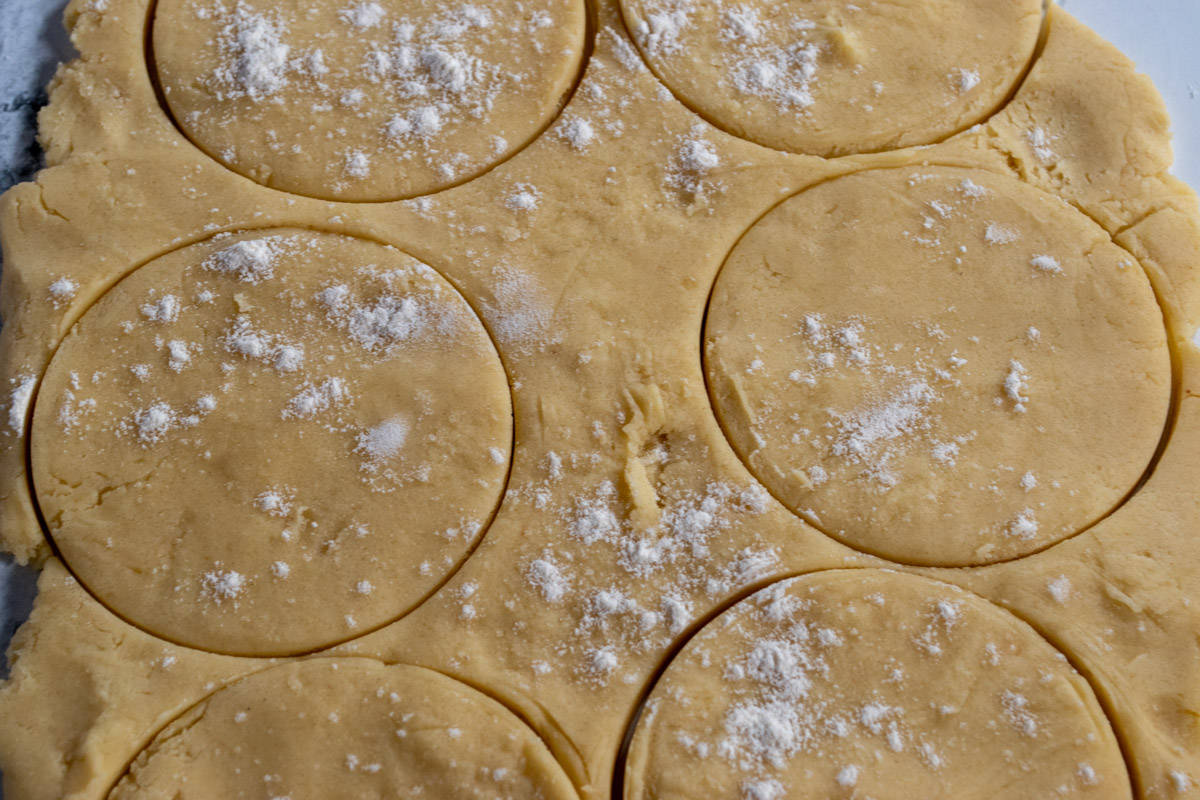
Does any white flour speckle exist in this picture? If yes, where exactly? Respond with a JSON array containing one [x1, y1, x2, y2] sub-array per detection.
[[1000, 690, 1039, 737], [201, 568, 247, 604], [984, 223, 1019, 245], [284, 377, 350, 419], [204, 237, 282, 283], [1003, 361, 1029, 413], [48, 276, 78, 304], [1047, 576, 1072, 603], [527, 557, 571, 603], [357, 417, 409, 461], [506, 183, 541, 212], [1026, 127, 1057, 164], [134, 402, 177, 443], [215, 5, 291, 100], [141, 294, 181, 323], [253, 489, 293, 517], [954, 68, 980, 92], [1031, 254, 1063, 275], [344, 149, 371, 179], [560, 116, 596, 151], [7, 375, 36, 433], [1007, 508, 1039, 540], [340, 1, 385, 29], [741, 778, 784, 800]]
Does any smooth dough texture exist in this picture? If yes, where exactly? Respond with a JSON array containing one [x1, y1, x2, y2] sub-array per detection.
[[705, 166, 1172, 566], [31, 229, 512, 655], [626, 570, 1131, 800], [619, 0, 1044, 156], [153, 0, 588, 200], [108, 658, 580, 799], [1, 0, 1199, 798]]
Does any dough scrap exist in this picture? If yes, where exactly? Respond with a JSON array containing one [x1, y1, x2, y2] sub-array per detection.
[[625, 570, 1131, 800], [620, 0, 1043, 156], [152, 0, 588, 200], [31, 229, 512, 655], [705, 166, 1171, 566]]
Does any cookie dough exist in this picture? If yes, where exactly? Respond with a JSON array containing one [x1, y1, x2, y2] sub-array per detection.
[[31, 229, 512, 655], [109, 658, 580, 799], [619, 0, 1043, 156], [625, 570, 1131, 799], [705, 166, 1171, 566], [1, 0, 1199, 798], [152, 0, 588, 200]]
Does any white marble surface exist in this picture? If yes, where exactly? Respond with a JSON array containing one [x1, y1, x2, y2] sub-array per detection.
[[1062, 0, 1200, 189], [0, 0, 73, 194], [0, 0, 73, 689], [0, 0, 1197, 791]]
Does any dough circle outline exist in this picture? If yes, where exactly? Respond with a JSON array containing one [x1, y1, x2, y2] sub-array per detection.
[[148, 0, 594, 202], [30, 227, 516, 657], [702, 165, 1174, 567], [105, 658, 582, 800], [621, 569, 1133, 800], [617, 0, 1046, 158]]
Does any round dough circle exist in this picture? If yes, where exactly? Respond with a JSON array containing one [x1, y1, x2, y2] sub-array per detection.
[[625, 570, 1131, 800], [32, 229, 513, 655], [108, 658, 579, 799], [704, 167, 1171, 566], [619, 0, 1043, 157], [152, 0, 588, 201]]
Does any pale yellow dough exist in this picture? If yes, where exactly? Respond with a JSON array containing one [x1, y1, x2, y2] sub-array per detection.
[[626, 570, 1131, 799], [153, 0, 588, 200], [0, 0, 1198, 799], [705, 165, 1171, 566], [109, 658, 580, 799], [620, 0, 1044, 156], [32, 228, 512, 655]]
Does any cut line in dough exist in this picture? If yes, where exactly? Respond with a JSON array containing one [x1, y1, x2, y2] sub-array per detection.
[[31, 228, 514, 656], [107, 658, 582, 800], [704, 165, 1172, 567], [618, 0, 1045, 158], [150, 0, 591, 201], [624, 569, 1132, 800]]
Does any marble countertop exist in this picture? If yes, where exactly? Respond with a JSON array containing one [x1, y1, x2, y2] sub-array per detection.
[[0, 0, 73, 685]]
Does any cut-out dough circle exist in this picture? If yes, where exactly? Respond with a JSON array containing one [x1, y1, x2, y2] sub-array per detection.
[[619, 0, 1043, 157], [704, 166, 1171, 567], [152, 0, 589, 201], [625, 570, 1131, 800], [107, 658, 580, 799], [32, 229, 513, 656]]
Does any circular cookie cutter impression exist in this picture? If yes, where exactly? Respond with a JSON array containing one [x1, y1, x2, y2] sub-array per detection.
[[624, 570, 1131, 800], [32, 229, 513, 656], [108, 659, 580, 799], [151, 0, 589, 201], [619, 0, 1043, 157], [704, 166, 1171, 567]]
